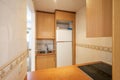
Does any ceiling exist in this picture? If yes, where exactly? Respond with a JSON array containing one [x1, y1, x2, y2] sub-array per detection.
[[33, 0, 86, 12]]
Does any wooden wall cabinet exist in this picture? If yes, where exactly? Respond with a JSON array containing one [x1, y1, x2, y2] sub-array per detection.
[[55, 10, 75, 21], [36, 54, 56, 70], [36, 12, 55, 39], [86, 0, 112, 37]]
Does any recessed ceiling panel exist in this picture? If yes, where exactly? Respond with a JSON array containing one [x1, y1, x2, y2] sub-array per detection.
[[33, 0, 86, 12]]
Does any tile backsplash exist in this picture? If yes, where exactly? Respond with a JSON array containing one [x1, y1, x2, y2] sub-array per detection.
[[36, 40, 54, 53]]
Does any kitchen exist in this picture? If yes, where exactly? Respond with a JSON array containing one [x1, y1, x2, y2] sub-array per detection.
[[0, 0, 120, 80], [35, 10, 76, 70], [28, 0, 112, 80]]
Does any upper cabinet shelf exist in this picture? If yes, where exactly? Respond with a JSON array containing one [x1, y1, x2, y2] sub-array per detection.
[[56, 20, 72, 30], [86, 0, 112, 37], [36, 12, 55, 39]]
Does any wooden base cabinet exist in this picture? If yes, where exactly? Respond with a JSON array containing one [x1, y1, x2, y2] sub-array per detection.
[[36, 54, 56, 70]]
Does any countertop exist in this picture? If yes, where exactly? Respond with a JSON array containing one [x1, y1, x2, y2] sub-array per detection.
[[26, 65, 92, 80]]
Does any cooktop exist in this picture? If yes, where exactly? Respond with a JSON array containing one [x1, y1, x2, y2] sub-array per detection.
[[78, 62, 112, 80]]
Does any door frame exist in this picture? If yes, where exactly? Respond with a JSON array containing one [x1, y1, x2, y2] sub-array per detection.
[[112, 0, 120, 80]]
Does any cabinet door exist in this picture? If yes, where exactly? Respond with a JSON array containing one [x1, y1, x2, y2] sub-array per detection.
[[36, 12, 55, 39], [47, 55, 56, 68], [36, 56, 48, 70], [36, 55, 55, 70], [86, 0, 112, 37], [55, 11, 75, 22]]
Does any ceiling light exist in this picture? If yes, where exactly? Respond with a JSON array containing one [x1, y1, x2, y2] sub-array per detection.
[[54, 0, 56, 3]]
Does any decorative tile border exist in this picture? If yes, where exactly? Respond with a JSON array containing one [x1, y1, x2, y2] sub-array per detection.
[[0, 50, 28, 80], [76, 43, 112, 53]]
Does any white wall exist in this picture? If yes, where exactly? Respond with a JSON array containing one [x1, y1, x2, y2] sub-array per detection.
[[0, 0, 27, 79], [27, 0, 36, 71], [76, 6, 112, 65], [30, 12, 36, 71]]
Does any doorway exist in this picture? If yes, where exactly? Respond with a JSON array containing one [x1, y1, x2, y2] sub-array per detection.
[[27, 0, 36, 71]]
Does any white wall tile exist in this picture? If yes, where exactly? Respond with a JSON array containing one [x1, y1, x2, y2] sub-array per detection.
[[76, 6, 112, 65]]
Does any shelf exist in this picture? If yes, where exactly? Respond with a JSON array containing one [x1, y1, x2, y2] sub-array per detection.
[[36, 53, 56, 56], [36, 38, 55, 40], [56, 20, 72, 30]]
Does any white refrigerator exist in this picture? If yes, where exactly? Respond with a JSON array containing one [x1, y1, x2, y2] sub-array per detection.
[[56, 30, 72, 67]]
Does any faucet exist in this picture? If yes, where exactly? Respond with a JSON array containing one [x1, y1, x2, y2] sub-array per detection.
[[45, 43, 49, 53]]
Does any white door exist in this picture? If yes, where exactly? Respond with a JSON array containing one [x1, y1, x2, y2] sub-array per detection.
[[57, 42, 72, 67]]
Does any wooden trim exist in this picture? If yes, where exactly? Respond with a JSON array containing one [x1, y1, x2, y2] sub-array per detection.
[[35, 54, 37, 71], [54, 12, 56, 68], [36, 53, 56, 56], [75, 61, 102, 66], [36, 37, 55, 40], [35, 11, 37, 71], [73, 15, 76, 65], [112, 0, 120, 80], [56, 41, 72, 43], [36, 10, 55, 14], [55, 9, 76, 14], [36, 10, 76, 14], [75, 61, 112, 67], [54, 12, 57, 67]]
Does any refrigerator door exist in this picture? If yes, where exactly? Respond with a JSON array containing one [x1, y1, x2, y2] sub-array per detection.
[[57, 42, 72, 67], [56, 30, 72, 41]]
